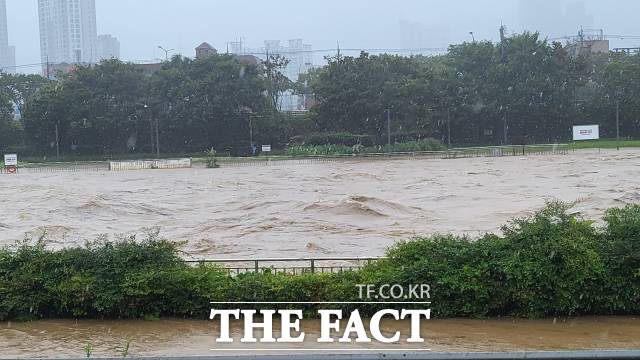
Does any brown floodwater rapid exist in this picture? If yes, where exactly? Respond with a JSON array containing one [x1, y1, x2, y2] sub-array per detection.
[[1, 317, 639, 358], [1, 149, 640, 259], [2, 150, 640, 358]]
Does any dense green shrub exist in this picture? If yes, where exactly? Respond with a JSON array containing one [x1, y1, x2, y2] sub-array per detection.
[[600, 204, 640, 313], [0, 235, 224, 320], [391, 139, 447, 152], [286, 144, 356, 156], [300, 133, 375, 147], [496, 202, 605, 317], [362, 235, 504, 317], [285, 138, 445, 156], [1, 203, 639, 321]]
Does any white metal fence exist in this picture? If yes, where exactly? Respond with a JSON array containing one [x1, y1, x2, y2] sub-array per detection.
[[108, 158, 192, 171]]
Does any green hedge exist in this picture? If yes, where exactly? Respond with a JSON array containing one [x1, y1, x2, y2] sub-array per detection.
[[291, 133, 376, 147], [286, 138, 445, 156], [1, 202, 639, 321]]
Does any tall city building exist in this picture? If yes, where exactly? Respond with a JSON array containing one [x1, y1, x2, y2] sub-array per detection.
[[38, 0, 98, 67], [264, 39, 313, 111], [0, 0, 16, 74], [229, 38, 313, 111], [97, 34, 120, 60]]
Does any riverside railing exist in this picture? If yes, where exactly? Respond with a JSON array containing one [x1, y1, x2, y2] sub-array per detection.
[[0, 144, 569, 174], [184, 257, 383, 276], [0, 158, 191, 174], [4, 161, 109, 174], [212, 143, 569, 168], [108, 158, 192, 171]]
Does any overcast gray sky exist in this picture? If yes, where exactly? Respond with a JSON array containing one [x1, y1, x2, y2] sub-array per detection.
[[5, 0, 640, 72]]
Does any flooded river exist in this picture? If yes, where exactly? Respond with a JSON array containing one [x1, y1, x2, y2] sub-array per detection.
[[1, 149, 639, 259], [1, 317, 639, 358]]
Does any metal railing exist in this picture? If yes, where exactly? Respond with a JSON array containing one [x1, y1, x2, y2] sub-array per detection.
[[0, 144, 569, 174], [185, 257, 383, 276], [2, 161, 109, 174], [109, 158, 192, 171], [212, 144, 570, 168]]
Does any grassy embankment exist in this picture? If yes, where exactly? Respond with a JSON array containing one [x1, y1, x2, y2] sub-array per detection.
[[1, 138, 579, 167], [3, 139, 639, 168], [0, 139, 445, 167], [571, 139, 640, 149], [1, 202, 639, 321]]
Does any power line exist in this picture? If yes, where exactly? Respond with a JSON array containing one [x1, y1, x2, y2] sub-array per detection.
[[1, 47, 449, 73], [0, 62, 48, 72], [548, 34, 640, 42], [237, 47, 448, 56]]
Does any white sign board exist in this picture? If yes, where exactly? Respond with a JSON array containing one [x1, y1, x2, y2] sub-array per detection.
[[573, 125, 600, 141], [4, 154, 17, 166], [261, 145, 272, 152]]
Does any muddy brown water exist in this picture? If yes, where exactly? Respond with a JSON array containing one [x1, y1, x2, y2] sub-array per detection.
[[1, 317, 638, 358], [1, 150, 640, 358], [1, 149, 640, 259]]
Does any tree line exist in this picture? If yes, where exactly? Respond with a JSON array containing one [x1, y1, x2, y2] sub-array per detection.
[[1, 31, 639, 158], [304, 32, 639, 146]]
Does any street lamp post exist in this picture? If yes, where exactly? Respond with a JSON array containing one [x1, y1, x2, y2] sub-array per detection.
[[503, 109, 508, 145], [386, 109, 392, 152], [504, 86, 513, 145], [447, 107, 452, 148], [55, 121, 60, 160], [158, 46, 174, 61], [616, 100, 621, 151], [249, 115, 254, 151], [155, 118, 160, 158]]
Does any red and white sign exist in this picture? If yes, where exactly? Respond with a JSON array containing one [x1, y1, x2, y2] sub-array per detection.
[[3, 154, 17, 174], [573, 125, 600, 141], [4, 154, 17, 166]]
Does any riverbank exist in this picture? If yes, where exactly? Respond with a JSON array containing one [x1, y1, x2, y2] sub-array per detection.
[[1, 142, 566, 168], [571, 139, 640, 150], [4, 139, 639, 167], [1, 202, 639, 321], [2, 317, 639, 358]]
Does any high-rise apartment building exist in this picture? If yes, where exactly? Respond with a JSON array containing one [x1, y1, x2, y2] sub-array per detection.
[[0, 0, 15, 74], [38, 0, 98, 66], [97, 34, 120, 60], [229, 38, 313, 111]]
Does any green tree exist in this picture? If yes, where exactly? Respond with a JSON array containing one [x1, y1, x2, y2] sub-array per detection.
[[309, 52, 439, 144], [22, 60, 147, 156], [150, 54, 273, 154], [264, 54, 293, 111]]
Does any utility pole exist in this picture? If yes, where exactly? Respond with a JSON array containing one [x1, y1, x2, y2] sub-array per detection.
[[150, 118, 154, 155], [503, 110, 508, 145], [447, 108, 452, 148], [616, 100, 621, 151], [249, 115, 254, 149], [55, 121, 60, 160], [155, 118, 160, 158], [386, 109, 391, 152], [143, 104, 153, 154]]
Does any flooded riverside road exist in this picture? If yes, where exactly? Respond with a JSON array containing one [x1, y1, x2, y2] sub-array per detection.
[[1, 149, 640, 259], [1, 317, 639, 358]]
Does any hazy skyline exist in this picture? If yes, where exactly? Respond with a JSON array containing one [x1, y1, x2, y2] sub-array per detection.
[[4, 0, 640, 73]]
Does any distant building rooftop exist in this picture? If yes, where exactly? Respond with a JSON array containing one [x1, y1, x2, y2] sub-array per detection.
[[196, 42, 218, 59], [564, 29, 610, 58]]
